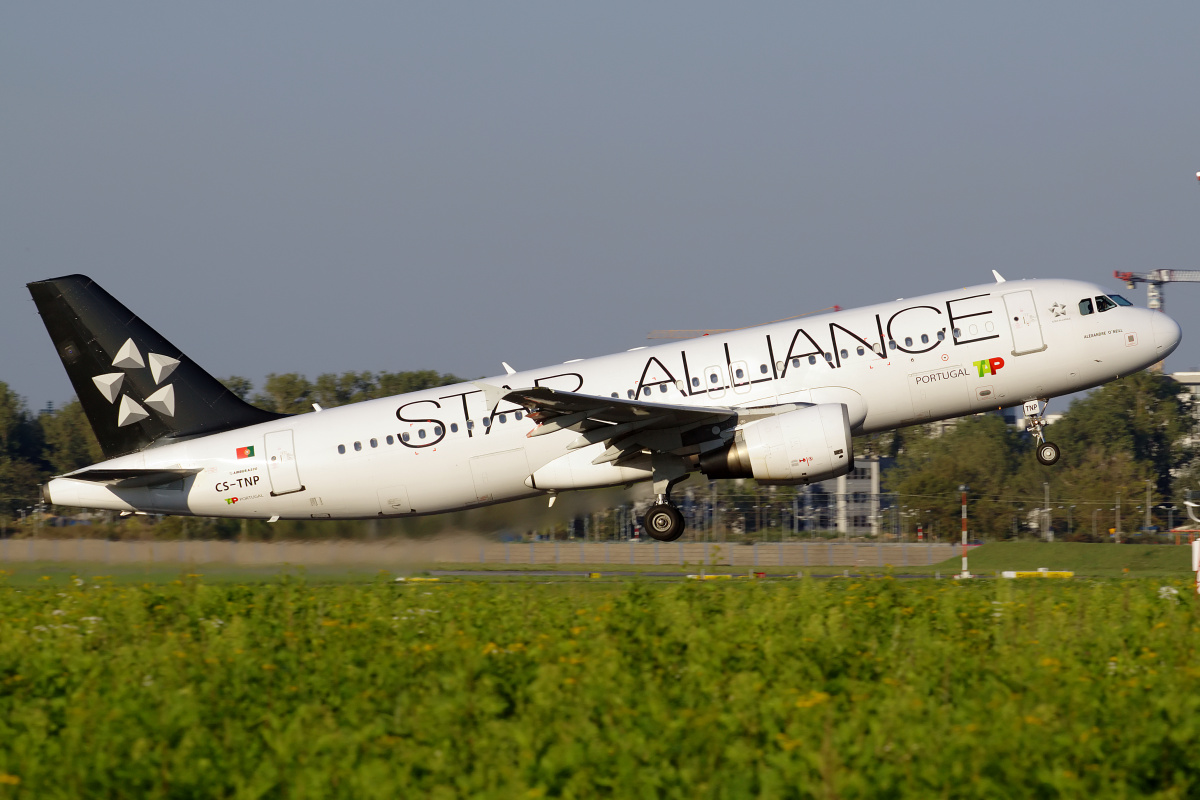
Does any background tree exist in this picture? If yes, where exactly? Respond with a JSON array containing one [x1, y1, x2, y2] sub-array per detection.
[[1047, 371, 1192, 499], [252, 373, 314, 414], [0, 383, 47, 517], [883, 415, 1026, 539], [40, 399, 104, 475], [220, 376, 254, 401]]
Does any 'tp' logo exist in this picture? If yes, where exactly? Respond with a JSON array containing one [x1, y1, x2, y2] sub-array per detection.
[[973, 357, 1005, 377]]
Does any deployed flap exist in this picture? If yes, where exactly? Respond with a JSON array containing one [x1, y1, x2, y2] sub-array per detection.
[[61, 467, 203, 489]]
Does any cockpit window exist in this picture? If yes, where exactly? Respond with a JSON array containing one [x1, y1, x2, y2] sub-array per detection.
[[1078, 298, 1094, 316], [1109, 294, 1133, 306], [1095, 295, 1118, 313]]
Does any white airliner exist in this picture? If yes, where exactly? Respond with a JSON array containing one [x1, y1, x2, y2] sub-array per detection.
[[31, 272, 1181, 541]]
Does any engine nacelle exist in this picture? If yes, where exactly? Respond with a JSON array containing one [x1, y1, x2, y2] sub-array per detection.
[[699, 403, 852, 485]]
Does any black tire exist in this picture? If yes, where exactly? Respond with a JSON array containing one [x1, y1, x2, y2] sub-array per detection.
[[1036, 441, 1061, 466], [643, 504, 686, 542]]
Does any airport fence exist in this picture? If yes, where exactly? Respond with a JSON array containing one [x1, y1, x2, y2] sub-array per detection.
[[0, 537, 961, 568]]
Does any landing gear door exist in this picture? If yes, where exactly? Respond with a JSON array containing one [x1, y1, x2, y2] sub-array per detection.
[[1003, 290, 1047, 356], [264, 429, 305, 496]]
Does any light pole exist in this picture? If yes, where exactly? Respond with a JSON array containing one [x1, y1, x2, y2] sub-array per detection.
[[1115, 492, 1122, 543], [1145, 479, 1153, 535], [1158, 505, 1176, 539], [1043, 482, 1052, 542], [1092, 507, 1100, 539], [958, 485, 972, 579]]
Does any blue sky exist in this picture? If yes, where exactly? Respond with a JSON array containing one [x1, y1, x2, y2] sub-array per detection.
[[3, 2, 1199, 410]]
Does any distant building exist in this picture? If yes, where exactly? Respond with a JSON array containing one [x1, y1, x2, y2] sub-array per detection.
[[802, 457, 892, 537], [1169, 371, 1200, 416]]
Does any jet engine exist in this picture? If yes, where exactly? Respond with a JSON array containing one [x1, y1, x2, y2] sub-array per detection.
[[699, 403, 852, 485]]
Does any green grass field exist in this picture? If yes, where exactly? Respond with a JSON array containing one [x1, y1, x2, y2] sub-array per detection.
[[1, 573, 1199, 797]]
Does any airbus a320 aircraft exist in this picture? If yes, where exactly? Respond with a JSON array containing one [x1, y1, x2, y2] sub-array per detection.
[[30, 272, 1181, 541]]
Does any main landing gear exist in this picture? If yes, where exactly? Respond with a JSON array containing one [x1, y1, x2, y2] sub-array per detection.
[[643, 454, 688, 542], [644, 501, 685, 542], [1025, 398, 1060, 466]]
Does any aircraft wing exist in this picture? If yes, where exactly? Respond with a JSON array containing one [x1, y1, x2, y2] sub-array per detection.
[[505, 386, 732, 428], [501, 386, 808, 466]]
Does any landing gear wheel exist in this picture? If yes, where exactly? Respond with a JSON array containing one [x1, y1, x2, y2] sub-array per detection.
[[1036, 442, 1060, 466], [643, 504, 686, 542]]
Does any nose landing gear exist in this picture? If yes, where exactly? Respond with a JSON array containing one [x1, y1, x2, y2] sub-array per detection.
[[1025, 399, 1060, 466]]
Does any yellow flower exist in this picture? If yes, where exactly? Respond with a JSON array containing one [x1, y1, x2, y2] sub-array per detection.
[[0, 773, 19, 785], [795, 691, 831, 709]]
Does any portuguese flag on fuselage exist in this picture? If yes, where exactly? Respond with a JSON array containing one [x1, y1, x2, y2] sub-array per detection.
[[236, 446, 255, 459]]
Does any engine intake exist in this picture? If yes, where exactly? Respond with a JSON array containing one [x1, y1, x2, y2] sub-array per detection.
[[699, 403, 852, 485]]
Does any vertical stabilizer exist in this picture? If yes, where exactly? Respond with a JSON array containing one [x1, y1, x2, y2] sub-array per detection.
[[27, 275, 286, 459]]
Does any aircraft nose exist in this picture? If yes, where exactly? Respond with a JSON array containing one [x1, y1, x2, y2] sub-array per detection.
[[1152, 312, 1182, 359]]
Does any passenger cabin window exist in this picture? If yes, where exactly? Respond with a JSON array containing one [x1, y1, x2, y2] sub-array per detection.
[[627, 390, 635, 398], [515, 411, 523, 420], [760, 364, 769, 374], [904, 337, 913, 347], [434, 425, 443, 435], [370, 438, 378, 448], [824, 353, 832, 362], [855, 346, 864, 356], [936, 331, 945, 341], [839, 349, 848, 359], [1079, 298, 1093, 315], [354, 441, 362, 451], [888, 340, 897, 350], [920, 334, 929, 344], [659, 384, 668, 392], [482, 417, 490, 427], [450, 424, 458, 433], [337, 444, 345, 454], [418, 429, 426, 439], [401, 432, 410, 442], [497, 415, 506, 424], [690, 377, 700, 388], [953, 328, 961, 338], [642, 387, 651, 397], [807, 356, 816, 365], [734, 367, 745, 379], [466, 420, 474, 430], [1095, 296, 1117, 313], [386, 435, 394, 445]]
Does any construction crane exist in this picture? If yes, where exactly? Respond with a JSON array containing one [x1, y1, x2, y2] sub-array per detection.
[[1113, 269, 1200, 313]]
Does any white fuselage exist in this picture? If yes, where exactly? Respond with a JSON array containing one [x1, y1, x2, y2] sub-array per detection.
[[46, 278, 1181, 519]]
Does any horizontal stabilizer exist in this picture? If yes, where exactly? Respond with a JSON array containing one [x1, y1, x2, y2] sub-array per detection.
[[62, 467, 203, 488]]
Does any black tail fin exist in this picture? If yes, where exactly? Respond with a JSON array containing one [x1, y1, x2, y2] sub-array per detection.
[[28, 275, 287, 460]]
